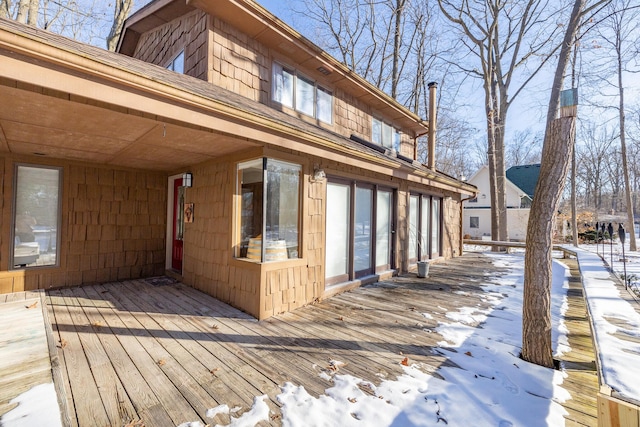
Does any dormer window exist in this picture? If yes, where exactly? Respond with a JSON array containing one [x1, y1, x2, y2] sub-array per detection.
[[272, 62, 333, 124], [372, 118, 400, 151], [167, 50, 184, 73]]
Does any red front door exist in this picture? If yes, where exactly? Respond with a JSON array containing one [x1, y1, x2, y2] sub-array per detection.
[[172, 178, 184, 272]]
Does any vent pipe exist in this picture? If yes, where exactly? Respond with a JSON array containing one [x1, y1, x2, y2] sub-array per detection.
[[427, 81, 438, 171]]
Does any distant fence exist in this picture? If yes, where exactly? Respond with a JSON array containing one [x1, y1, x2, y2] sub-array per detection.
[[463, 239, 577, 259]]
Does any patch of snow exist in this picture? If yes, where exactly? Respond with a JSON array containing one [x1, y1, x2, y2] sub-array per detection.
[[0, 383, 62, 427], [206, 404, 230, 418], [574, 247, 640, 401], [205, 252, 585, 426], [213, 395, 270, 427]]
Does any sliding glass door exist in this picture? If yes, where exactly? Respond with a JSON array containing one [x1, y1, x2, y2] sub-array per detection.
[[354, 185, 373, 277], [326, 181, 351, 285], [326, 179, 395, 287], [410, 193, 443, 262], [376, 189, 393, 271]]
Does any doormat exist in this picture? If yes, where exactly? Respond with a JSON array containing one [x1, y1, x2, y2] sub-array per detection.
[[145, 276, 179, 287]]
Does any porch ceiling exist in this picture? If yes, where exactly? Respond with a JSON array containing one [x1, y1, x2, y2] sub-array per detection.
[[0, 84, 256, 171]]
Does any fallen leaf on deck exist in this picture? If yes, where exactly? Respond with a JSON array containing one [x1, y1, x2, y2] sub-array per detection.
[[91, 321, 103, 328], [124, 420, 144, 427], [401, 357, 409, 366], [211, 324, 219, 330], [157, 359, 166, 366], [328, 360, 347, 371], [465, 351, 473, 357], [26, 301, 38, 309], [338, 316, 344, 321], [210, 368, 220, 375], [348, 397, 357, 403], [59, 338, 68, 349]]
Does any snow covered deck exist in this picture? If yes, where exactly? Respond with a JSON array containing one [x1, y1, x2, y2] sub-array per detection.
[[0, 253, 601, 426]]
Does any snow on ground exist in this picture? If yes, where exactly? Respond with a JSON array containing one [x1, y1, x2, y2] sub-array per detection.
[[198, 253, 574, 427], [573, 242, 640, 403], [0, 382, 62, 427]]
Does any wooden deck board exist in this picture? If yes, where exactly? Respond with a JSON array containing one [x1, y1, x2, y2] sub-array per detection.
[[0, 295, 57, 420], [34, 253, 599, 426], [46, 293, 78, 427], [50, 289, 112, 426], [557, 258, 599, 426], [77, 286, 203, 426]]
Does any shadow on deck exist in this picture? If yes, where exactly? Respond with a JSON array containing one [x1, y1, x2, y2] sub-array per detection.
[[1, 252, 598, 426]]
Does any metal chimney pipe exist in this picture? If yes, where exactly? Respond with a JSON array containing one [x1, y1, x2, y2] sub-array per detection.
[[427, 82, 438, 170]]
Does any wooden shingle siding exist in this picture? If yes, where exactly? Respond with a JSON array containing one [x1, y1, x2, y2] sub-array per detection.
[[133, 10, 209, 80], [443, 196, 462, 258], [210, 17, 270, 103], [0, 157, 166, 293]]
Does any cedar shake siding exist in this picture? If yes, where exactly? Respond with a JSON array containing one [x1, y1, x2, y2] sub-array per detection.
[[0, 1, 475, 319], [0, 157, 166, 293]]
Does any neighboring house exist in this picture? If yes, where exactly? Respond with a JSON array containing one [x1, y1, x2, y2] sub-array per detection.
[[0, 0, 475, 319], [463, 164, 540, 241]]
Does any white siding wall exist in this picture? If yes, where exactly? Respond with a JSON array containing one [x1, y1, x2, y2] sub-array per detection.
[[462, 165, 531, 241]]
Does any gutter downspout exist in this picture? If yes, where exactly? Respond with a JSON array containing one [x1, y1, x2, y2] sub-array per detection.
[[427, 82, 438, 170]]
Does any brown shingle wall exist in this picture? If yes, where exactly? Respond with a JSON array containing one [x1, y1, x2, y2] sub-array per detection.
[[133, 10, 209, 80], [180, 160, 258, 308], [443, 194, 461, 258], [0, 159, 166, 293], [210, 17, 269, 103], [65, 165, 166, 287], [180, 154, 324, 319], [260, 177, 324, 318]]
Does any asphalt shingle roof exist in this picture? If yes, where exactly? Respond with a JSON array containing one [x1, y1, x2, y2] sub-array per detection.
[[506, 164, 541, 199]]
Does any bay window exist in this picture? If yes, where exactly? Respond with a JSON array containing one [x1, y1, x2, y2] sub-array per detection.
[[237, 158, 301, 262]]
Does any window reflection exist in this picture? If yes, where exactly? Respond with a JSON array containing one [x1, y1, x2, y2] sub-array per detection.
[[13, 165, 61, 268]]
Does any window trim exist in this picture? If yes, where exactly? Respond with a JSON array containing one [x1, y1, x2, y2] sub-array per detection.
[[325, 177, 397, 286], [166, 50, 185, 73], [11, 163, 63, 270], [409, 192, 442, 263], [235, 157, 302, 263], [372, 117, 401, 151], [272, 61, 333, 124]]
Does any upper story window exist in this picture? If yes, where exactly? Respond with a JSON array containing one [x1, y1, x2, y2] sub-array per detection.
[[272, 62, 333, 124], [167, 50, 185, 73], [372, 118, 400, 151]]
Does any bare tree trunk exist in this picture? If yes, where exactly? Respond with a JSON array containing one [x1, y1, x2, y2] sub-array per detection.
[[618, 52, 636, 251], [106, 0, 134, 52], [571, 33, 579, 247], [391, 0, 403, 99], [496, 107, 508, 243], [15, 0, 28, 23], [27, 0, 37, 25], [0, 0, 10, 19], [572, 147, 579, 246], [522, 0, 587, 368], [523, 117, 576, 367]]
